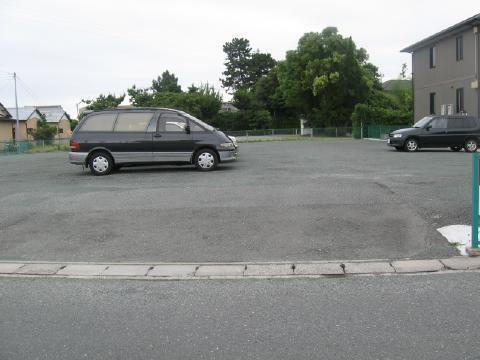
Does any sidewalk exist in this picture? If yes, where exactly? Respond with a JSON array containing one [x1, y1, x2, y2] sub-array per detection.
[[1, 257, 480, 280]]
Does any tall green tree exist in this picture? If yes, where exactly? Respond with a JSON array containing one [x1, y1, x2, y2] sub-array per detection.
[[151, 70, 182, 93], [220, 37, 276, 93], [277, 27, 380, 127]]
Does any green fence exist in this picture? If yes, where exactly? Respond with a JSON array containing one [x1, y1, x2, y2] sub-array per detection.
[[0, 138, 70, 155], [364, 125, 408, 139], [225, 127, 353, 140]]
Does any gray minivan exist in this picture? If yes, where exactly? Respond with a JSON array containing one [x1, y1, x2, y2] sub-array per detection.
[[69, 108, 238, 175]]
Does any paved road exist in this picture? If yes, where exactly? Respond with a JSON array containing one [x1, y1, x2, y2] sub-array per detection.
[[0, 140, 465, 262], [1, 273, 479, 359]]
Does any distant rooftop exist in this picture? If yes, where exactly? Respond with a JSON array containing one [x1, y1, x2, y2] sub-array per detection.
[[5, 105, 70, 122], [5, 106, 39, 121], [0, 102, 11, 119], [401, 13, 480, 53]]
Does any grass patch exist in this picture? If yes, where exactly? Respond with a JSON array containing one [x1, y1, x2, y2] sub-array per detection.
[[26, 144, 70, 154]]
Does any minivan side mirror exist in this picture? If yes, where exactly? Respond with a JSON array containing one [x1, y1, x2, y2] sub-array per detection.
[[425, 124, 432, 131], [185, 125, 191, 134]]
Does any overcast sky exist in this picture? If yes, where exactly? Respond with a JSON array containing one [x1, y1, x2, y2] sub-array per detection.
[[0, 0, 479, 117]]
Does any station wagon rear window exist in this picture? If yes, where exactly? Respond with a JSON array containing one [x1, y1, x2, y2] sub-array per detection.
[[114, 112, 154, 132], [79, 113, 117, 132]]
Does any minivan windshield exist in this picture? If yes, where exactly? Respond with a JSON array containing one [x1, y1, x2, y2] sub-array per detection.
[[180, 112, 215, 132], [413, 116, 434, 128]]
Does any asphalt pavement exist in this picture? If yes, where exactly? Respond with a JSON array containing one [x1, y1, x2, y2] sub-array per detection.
[[0, 140, 465, 262], [1, 273, 479, 359]]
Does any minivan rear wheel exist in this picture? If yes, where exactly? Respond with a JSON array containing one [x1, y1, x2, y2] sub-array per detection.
[[464, 139, 478, 153], [195, 149, 218, 171], [88, 151, 114, 176], [404, 138, 418, 152]]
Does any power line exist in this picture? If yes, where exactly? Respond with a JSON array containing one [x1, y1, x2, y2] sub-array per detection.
[[16, 76, 39, 104]]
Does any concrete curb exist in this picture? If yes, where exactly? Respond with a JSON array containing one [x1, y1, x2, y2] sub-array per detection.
[[1, 257, 480, 280]]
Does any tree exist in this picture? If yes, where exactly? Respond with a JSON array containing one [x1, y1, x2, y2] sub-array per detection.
[[151, 70, 182, 93], [220, 38, 276, 93], [128, 79, 222, 121], [221, 38, 252, 93], [80, 93, 125, 118], [33, 113, 57, 140], [276, 27, 381, 127]]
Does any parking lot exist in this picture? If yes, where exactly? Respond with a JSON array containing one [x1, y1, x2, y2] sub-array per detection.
[[0, 139, 465, 262]]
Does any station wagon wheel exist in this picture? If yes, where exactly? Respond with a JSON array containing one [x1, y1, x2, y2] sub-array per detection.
[[464, 139, 478, 153], [450, 146, 462, 152], [88, 151, 113, 176], [404, 138, 418, 152], [195, 149, 218, 171]]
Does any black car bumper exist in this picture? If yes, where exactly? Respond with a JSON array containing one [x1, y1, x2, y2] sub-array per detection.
[[386, 138, 404, 147]]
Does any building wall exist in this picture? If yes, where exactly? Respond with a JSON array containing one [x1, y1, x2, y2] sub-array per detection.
[[26, 117, 38, 139], [0, 121, 28, 141], [413, 26, 480, 120], [0, 121, 13, 141], [56, 118, 72, 138]]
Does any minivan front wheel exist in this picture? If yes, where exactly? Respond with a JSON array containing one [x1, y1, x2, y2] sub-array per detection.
[[464, 139, 478, 153], [404, 138, 418, 152], [195, 149, 218, 171], [88, 151, 113, 176]]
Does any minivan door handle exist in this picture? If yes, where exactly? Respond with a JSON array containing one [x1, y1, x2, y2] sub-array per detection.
[[153, 133, 162, 138]]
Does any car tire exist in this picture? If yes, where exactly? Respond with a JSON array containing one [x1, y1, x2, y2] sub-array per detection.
[[450, 146, 462, 152], [194, 149, 218, 171], [404, 138, 418, 152], [88, 151, 114, 176], [464, 139, 478, 153]]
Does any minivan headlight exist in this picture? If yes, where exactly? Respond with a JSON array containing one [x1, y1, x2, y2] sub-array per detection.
[[393, 134, 403, 138], [218, 142, 235, 150]]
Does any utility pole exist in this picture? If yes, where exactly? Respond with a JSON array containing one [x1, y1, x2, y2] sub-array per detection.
[[13, 72, 20, 143]]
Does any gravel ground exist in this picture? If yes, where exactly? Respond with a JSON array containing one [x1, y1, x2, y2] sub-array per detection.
[[0, 139, 463, 262]]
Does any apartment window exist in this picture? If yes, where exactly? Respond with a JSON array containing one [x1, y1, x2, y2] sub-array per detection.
[[456, 36, 463, 61], [429, 93, 436, 114], [456, 88, 464, 113], [429, 46, 436, 68]]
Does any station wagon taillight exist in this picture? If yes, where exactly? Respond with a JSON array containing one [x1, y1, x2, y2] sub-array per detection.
[[70, 140, 80, 151]]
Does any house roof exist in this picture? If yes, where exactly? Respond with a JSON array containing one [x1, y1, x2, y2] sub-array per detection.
[[0, 102, 12, 119], [401, 13, 480, 53], [35, 105, 71, 123], [5, 106, 39, 121], [5, 105, 70, 123]]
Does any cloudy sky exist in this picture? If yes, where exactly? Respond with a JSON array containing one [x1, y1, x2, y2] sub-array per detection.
[[0, 0, 479, 117]]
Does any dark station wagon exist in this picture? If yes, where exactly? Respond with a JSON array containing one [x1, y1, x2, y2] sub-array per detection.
[[387, 115, 480, 152], [69, 108, 238, 175]]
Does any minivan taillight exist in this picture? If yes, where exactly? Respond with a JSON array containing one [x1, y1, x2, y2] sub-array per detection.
[[70, 140, 80, 151]]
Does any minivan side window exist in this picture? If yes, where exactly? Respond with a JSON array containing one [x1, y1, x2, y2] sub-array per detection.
[[429, 118, 447, 129], [114, 112, 154, 132], [190, 121, 206, 132], [79, 113, 117, 132], [159, 113, 188, 132]]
